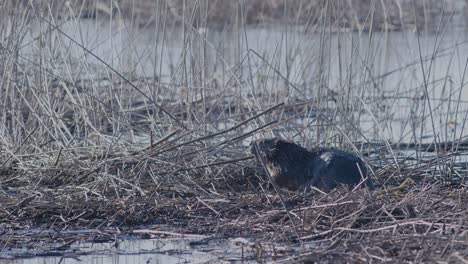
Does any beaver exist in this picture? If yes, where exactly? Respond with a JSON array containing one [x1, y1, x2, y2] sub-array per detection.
[[250, 138, 374, 191]]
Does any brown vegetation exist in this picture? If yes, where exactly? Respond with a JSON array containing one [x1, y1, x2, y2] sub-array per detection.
[[0, 0, 467, 262]]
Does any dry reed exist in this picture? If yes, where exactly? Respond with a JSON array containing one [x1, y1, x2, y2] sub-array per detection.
[[0, 0, 467, 262]]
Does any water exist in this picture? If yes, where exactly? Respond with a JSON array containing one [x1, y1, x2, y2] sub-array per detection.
[[20, 18, 468, 144], [0, 237, 259, 264]]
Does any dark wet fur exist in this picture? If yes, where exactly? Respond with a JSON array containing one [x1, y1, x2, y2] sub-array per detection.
[[250, 138, 374, 191]]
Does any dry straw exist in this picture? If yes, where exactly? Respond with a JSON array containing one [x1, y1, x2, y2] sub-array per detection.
[[0, 0, 466, 262]]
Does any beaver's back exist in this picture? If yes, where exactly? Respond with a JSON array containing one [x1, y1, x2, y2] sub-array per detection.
[[308, 148, 373, 190]]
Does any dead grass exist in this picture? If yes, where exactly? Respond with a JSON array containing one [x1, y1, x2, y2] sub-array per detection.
[[0, 0, 467, 262], [1, 131, 467, 262]]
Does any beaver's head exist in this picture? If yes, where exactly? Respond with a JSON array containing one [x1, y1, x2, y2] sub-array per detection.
[[250, 138, 295, 162], [250, 138, 311, 188]]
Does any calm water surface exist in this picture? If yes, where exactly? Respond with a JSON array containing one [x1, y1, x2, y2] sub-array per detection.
[[1, 237, 259, 263], [22, 19, 468, 143]]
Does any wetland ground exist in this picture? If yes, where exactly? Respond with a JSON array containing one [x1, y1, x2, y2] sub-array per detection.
[[0, 0, 467, 263]]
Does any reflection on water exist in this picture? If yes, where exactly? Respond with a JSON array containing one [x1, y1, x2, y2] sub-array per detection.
[[1, 237, 258, 264]]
